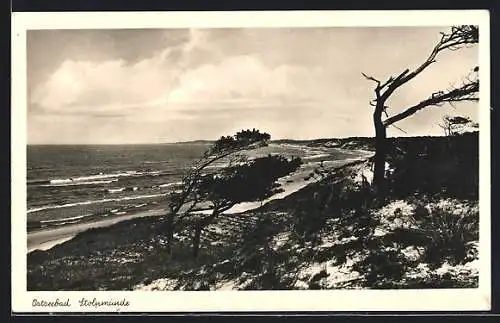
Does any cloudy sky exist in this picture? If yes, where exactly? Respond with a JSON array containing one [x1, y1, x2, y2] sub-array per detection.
[[27, 27, 478, 144]]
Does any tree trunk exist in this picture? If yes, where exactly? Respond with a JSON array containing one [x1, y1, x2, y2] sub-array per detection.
[[192, 211, 219, 259], [373, 108, 388, 196], [192, 223, 202, 258]]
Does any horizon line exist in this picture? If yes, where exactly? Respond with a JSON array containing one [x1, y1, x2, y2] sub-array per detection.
[[25, 132, 468, 146]]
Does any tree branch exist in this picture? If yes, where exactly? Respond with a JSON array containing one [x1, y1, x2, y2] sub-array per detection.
[[383, 80, 479, 127], [377, 26, 478, 102], [170, 138, 267, 215], [389, 123, 408, 134], [361, 72, 381, 87], [362, 72, 382, 99]]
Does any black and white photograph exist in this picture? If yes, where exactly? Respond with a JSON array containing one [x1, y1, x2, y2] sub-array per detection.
[[12, 10, 491, 312]]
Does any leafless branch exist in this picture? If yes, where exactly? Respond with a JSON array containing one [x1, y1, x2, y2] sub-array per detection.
[[383, 79, 479, 127], [438, 123, 448, 135], [361, 72, 381, 87], [390, 123, 408, 134], [381, 105, 392, 118], [363, 25, 478, 106]]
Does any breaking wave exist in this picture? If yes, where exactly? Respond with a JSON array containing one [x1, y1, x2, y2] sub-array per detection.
[[28, 170, 166, 187], [27, 194, 164, 214], [158, 181, 183, 188]]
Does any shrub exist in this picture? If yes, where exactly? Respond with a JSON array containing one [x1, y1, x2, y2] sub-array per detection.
[[420, 205, 479, 266], [386, 133, 478, 199], [357, 248, 409, 288], [292, 192, 331, 245]]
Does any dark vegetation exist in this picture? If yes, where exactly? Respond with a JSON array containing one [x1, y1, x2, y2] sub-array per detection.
[[384, 133, 479, 200], [307, 132, 478, 199], [27, 131, 478, 290]]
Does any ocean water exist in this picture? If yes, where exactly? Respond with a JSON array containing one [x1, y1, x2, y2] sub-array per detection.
[[26, 142, 358, 231], [27, 143, 210, 231]]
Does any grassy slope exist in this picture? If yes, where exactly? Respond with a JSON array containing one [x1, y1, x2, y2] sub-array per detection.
[[27, 133, 479, 291]]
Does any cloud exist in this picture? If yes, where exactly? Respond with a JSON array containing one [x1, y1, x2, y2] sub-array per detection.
[[27, 27, 479, 144], [31, 57, 174, 114], [166, 55, 328, 106], [31, 28, 333, 121], [30, 29, 217, 115]]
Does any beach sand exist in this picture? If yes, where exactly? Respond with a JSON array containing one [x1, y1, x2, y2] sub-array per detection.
[[27, 148, 373, 253], [27, 208, 165, 252]]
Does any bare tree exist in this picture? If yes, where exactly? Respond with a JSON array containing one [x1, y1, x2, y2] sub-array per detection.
[[362, 25, 479, 193]]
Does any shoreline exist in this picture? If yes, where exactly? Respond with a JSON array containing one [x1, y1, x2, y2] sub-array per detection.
[[27, 208, 165, 252], [27, 149, 374, 253]]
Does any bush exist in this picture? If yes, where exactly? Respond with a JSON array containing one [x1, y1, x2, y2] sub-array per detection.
[[237, 215, 276, 272], [354, 247, 409, 288], [420, 205, 479, 266], [202, 154, 303, 204], [292, 198, 327, 245], [386, 133, 478, 199]]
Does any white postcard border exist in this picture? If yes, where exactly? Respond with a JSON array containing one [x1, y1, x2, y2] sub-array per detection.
[[11, 10, 491, 313]]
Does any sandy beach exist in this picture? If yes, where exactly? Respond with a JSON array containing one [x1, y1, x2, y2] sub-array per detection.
[[27, 208, 165, 252], [27, 149, 373, 253]]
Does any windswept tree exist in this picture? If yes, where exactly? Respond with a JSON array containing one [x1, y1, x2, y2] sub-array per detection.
[[164, 129, 271, 254], [438, 115, 479, 136], [362, 25, 479, 193], [188, 154, 303, 258]]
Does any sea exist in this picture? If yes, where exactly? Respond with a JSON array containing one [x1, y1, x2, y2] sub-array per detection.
[[27, 143, 213, 231], [27, 143, 342, 232]]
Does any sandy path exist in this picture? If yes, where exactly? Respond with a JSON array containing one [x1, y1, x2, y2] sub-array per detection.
[[199, 155, 372, 215]]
